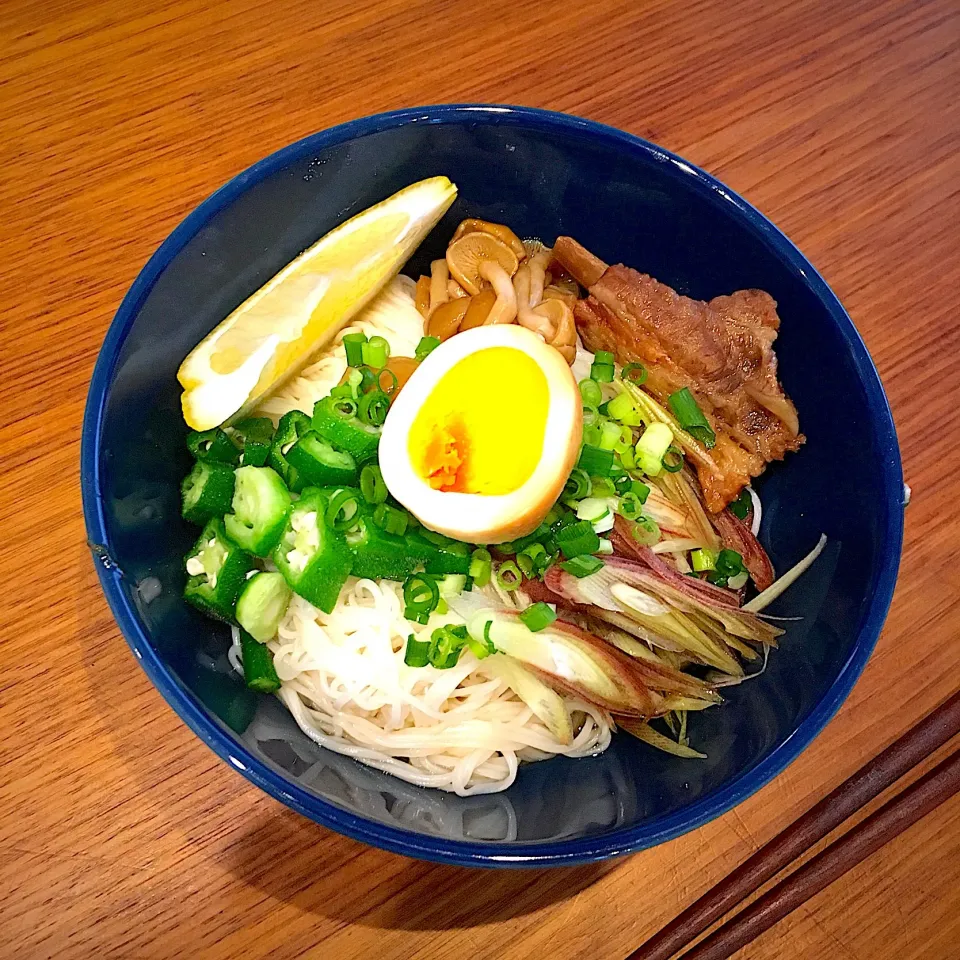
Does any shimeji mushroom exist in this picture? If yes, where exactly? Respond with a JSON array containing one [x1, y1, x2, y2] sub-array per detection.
[[451, 218, 527, 260], [446, 232, 520, 295], [412, 220, 583, 361], [523, 241, 553, 307], [514, 264, 555, 339], [478, 260, 518, 324], [414, 275, 430, 318], [427, 297, 471, 340], [541, 298, 577, 363], [458, 289, 497, 330], [428, 258, 451, 316]]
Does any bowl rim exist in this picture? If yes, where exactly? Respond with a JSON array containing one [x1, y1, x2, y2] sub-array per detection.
[[81, 103, 903, 868]]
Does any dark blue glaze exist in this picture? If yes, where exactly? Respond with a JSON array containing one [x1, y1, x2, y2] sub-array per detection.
[[81, 105, 903, 867]]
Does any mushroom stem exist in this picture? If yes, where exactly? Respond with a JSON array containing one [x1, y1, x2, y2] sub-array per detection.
[[539, 299, 577, 365], [527, 246, 552, 309], [478, 261, 518, 325], [514, 264, 556, 340], [428, 259, 450, 317], [448, 279, 470, 299]]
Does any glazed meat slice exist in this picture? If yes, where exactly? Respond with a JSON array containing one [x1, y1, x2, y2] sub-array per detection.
[[554, 236, 803, 512]]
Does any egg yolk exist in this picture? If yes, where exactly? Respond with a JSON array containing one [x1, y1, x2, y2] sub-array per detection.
[[408, 347, 549, 495]]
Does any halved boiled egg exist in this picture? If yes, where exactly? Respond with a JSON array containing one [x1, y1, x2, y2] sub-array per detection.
[[379, 325, 582, 544]]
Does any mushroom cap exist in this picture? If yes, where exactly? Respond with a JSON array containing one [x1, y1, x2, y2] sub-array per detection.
[[446, 232, 520, 295], [452, 218, 527, 261], [427, 297, 471, 341], [458, 289, 498, 331]]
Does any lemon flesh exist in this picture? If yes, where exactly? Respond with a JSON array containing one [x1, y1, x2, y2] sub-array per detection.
[[178, 176, 457, 430]]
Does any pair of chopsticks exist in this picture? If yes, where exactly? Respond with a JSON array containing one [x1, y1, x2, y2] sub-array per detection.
[[630, 689, 960, 960]]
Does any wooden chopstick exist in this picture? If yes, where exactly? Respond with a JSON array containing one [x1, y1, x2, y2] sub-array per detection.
[[630, 689, 960, 960], [677, 748, 960, 960]]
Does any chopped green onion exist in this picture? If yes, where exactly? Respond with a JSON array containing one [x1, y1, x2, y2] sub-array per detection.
[[631, 516, 661, 546], [579, 378, 603, 406], [466, 634, 494, 660], [634, 422, 673, 475], [347, 366, 364, 392], [729, 489, 752, 521], [622, 362, 647, 385], [599, 420, 622, 450], [617, 492, 645, 521], [469, 547, 492, 587], [691, 548, 718, 572], [662, 445, 684, 473], [616, 443, 636, 469], [594, 350, 615, 364], [668, 387, 716, 449], [428, 624, 469, 669], [437, 573, 466, 597], [329, 384, 354, 399], [373, 502, 408, 536], [716, 549, 746, 578], [324, 489, 360, 532], [564, 467, 592, 500], [360, 464, 387, 504], [356, 365, 379, 394], [358, 389, 390, 426], [591, 477, 616, 498], [415, 336, 441, 361], [544, 504, 565, 526], [606, 392, 642, 426], [559, 555, 604, 578], [590, 361, 615, 383], [582, 403, 601, 426], [578, 443, 615, 476], [495, 560, 522, 591], [576, 498, 610, 523], [519, 602, 557, 632], [517, 542, 549, 577], [555, 519, 601, 558], [404, 634, 431, 667], [361, 335, 390, 369], [403, 574, 440, 619], [582, 423, 602, 446], [342, 332, 367, 368]]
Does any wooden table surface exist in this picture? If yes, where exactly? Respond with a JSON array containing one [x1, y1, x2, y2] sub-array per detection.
[[2, 0, 959, 957]]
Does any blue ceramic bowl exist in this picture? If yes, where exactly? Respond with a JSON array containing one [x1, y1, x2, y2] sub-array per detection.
[[81, 105, 903, 867]]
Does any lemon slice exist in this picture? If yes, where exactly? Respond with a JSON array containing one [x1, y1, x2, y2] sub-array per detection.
[[178, 176, 458, 430]]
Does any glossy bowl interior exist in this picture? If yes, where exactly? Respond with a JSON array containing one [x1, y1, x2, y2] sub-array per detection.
[[81, 105, 902, 867]]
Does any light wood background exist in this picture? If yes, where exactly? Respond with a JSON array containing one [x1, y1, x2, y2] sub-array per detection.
[[2, 0, 958, 957]]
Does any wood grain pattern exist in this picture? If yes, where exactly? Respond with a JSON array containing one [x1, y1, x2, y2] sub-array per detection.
[[1, 0, 958, 958]]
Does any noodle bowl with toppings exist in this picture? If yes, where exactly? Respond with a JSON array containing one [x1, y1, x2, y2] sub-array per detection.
[[176, 177, 824, 796]]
